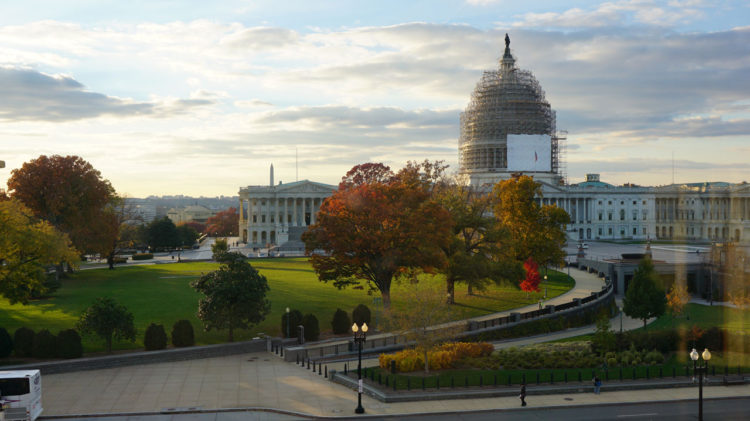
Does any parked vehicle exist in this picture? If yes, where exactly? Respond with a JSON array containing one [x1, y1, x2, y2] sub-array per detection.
[[0, 370, 42, 421]]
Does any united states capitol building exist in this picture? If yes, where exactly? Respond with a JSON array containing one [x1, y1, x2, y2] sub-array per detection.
[[460, 35, 750, 244], [238, 35, 750, 247]]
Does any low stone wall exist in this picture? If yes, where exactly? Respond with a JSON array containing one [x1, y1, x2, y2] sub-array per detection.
[[3, 339, 267, 374]]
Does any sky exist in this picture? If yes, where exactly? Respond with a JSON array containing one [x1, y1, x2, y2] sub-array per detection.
[[1, 0, 749, 197]]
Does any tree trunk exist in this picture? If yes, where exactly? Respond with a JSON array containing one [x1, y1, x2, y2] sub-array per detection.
[[424, 349, 430, 374], [381, 289, 391, 309], [467, 283, 473, 295], [107, 252, 115, 270], [446, 278, 455, 304], [643, 319, 647, 329]]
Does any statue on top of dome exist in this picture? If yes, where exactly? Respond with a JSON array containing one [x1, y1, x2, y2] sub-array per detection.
[[505, 33, 510, 48]]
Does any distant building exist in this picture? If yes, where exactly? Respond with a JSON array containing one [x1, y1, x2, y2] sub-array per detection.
[[238, 164, 336, 247], [462, 35, 750, 243], [166, 205, 214, 224]]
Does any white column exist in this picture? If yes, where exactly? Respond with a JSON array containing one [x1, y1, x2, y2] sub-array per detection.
[[311, 198, 318, 224], [293, 197, 298, 226], [284, 198, 288, 228], [274, 197, 279, 226], [302, 198, 308, 226]]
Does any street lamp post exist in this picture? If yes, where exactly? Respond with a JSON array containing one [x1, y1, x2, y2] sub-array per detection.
[[690, 348, 712, 421], [543, 275, 548, 299], [619, 305, 623, 333], [285, 307, 290, 338], [352, 322, 368, 414]]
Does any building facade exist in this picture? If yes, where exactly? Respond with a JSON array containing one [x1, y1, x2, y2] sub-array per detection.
[[238, 165, 336, 247], [463, 36, 750, 243]]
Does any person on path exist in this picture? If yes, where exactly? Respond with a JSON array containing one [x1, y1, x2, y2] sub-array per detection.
[[520, 382, 527, 406], [593, 375, 601, 394]]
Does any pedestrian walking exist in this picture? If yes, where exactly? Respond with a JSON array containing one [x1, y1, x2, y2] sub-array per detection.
[[519, 382, 527, 406], [593, 375, 601, 394]]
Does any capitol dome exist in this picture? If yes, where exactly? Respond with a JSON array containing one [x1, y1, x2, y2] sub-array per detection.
[[459, 34, 559, 181]]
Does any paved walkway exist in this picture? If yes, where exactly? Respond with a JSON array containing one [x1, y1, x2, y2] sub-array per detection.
[[40, 351, 750, 418]]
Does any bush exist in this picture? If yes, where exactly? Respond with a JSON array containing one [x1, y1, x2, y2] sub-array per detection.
[[144, 323, 168, 351], [32, 329, 57, 359], [281, 309, 303, 338], [56, 329, 83, 359], [171, 320, 194, 347], [0, 327, 12, 358], [301, 313, 320, 342], [14, 327, 34, 358], [352, 304, 371, 326], [331, 308, 351, 334], [113, 257, 128, 264], [132, 253, 154, 260], [379, 342, 495, 373]]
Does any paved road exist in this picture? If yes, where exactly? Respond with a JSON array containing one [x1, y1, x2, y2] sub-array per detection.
[[39, 396, 750, 420]]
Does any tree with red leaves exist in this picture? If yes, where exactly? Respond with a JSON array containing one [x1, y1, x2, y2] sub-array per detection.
[[204, 207, 239, 236], [303, 162, 452, 308], [520, 257, 542, 293]]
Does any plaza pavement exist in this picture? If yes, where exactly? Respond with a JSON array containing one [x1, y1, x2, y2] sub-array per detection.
[[40, 351, 750, 418]]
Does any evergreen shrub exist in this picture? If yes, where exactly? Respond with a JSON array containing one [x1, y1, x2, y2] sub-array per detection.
[[302, 313, 320, 342], [171, 320, 195, 347], [0, 327, 12, 358], [14, 327, 34, 358], [352, 304, 371, 326], [56, 329, 83, 359], [32, 329, 57, 359], [331, 308, 351, 334], [145, 323, 168, 350], [132, 253, 154, 260], [281, 309, 303, 338]]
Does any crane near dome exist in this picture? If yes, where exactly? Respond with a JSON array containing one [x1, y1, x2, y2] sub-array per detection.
[[459, 34, 566, 187]]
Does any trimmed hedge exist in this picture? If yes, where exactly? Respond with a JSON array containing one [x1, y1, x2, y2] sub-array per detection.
[[617, 327, 750, 355], [171, 320, 195, 347], [144, 323, 168, 351], [302, 314, 320, 342], [281, 309, 303, 338], [0, 327, 12, 358], [14, 327, 34, 358], [56, 329, 83, 359], [379, 342, 494, 373], [331, 308, 351, 335], [132, 253, 154, 260], [32, 329, 57, 359], [352, 304, 371, 327]]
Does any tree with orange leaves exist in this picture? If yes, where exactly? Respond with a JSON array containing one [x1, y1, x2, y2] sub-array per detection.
[[204, 207, 239, 237], [7, 155, 116, 260], [302, 162, 452, 308], [520, 257, 542, 293]]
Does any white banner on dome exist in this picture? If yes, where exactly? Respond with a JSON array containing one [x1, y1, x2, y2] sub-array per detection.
[[507, 134, 551, 172]]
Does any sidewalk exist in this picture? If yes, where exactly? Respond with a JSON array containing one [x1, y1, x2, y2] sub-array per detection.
[[40, 351, 750, 418]]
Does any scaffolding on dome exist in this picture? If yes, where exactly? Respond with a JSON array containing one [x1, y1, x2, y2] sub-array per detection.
[[459, 39, 563, 182]]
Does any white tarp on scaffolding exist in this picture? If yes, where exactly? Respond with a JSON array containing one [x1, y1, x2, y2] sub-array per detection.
[[507, 134, 551, 172]]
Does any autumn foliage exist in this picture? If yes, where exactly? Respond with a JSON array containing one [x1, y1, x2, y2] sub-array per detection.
[[204, 207, 239, 236], [520, 257, 542, 293], [303, 162, 452, 307], [379, 342, 494, 373]]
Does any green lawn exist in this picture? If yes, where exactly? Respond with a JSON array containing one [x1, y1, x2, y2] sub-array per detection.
[[645, 303, 750, 333], [0, 259, 573, 353]]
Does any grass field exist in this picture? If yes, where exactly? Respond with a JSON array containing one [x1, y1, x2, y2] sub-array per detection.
[[646, 303, 750, 333], [0, 258, 574, 353]]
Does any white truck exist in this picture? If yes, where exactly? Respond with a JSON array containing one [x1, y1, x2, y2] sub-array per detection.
[[0, 370, 42, 421]]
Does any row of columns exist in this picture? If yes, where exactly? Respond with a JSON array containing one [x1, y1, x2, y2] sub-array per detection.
[[239, 196, 324, 245], [541, 196, 593, 224], [656, 197, 750, 222]]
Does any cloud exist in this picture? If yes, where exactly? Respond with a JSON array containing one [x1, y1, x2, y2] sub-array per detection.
[[510, 0, 709, 28], [0, 67, 213, 122], [220, 27, 299, 50]]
